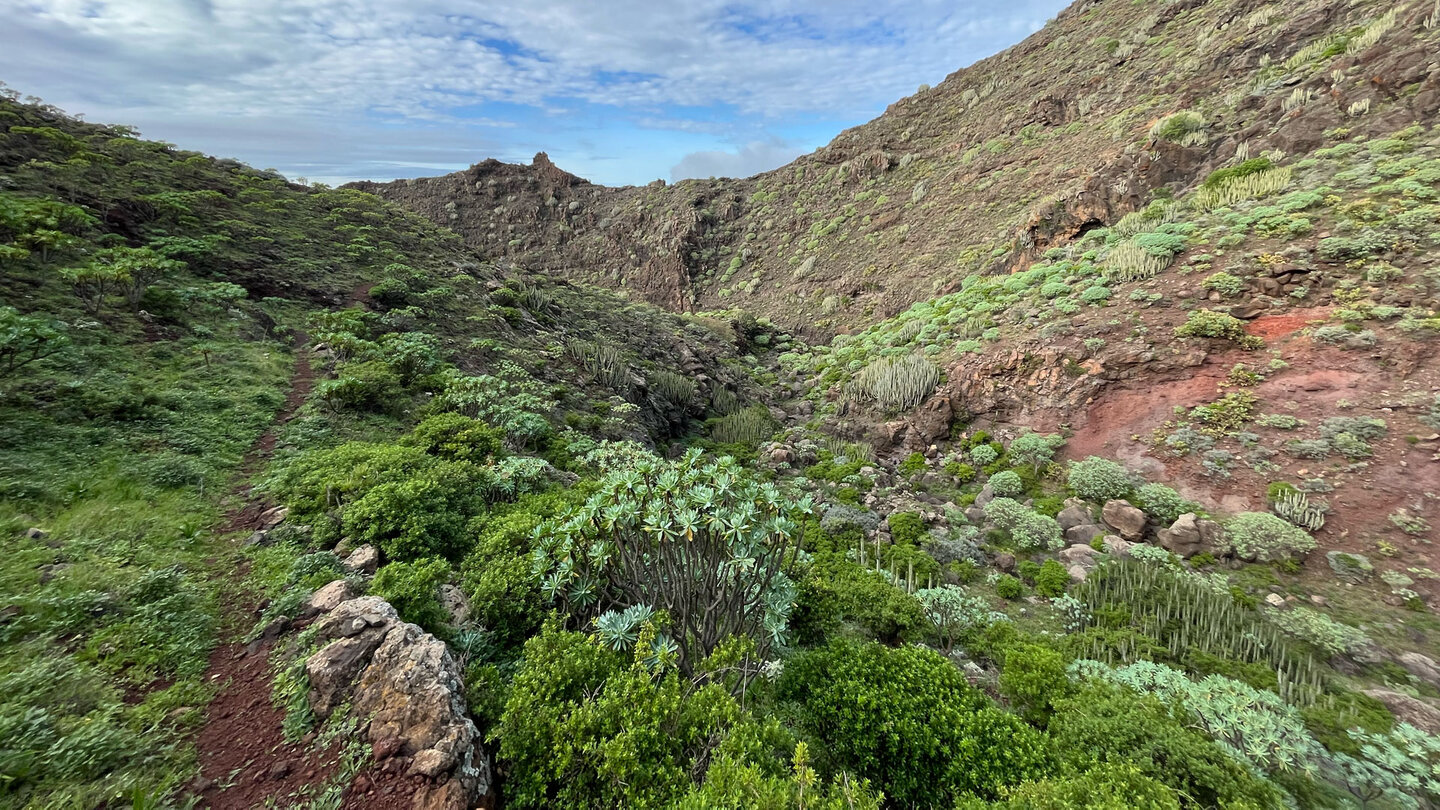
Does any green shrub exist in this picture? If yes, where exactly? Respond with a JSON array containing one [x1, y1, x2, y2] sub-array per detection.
[[1035, 560, 1069, 598], [971, 444, 1000, 466], [405, 413, 503, 462], [984, 498, 1064, 551], [1224, 512, 1317, 561], [997, 574, 1024, 600], [989, 470, 1024, 498], [794, 556, 927, 645], [1174, 309, 1263, 349], [888, 511, 927, 546], [1202, 271, 1245, 298], [946, 461, 977, 482], [992, 762, 1182, 809], [315, 359, 404, 412], [1202, 158, 1274, 189], [1047, 684, 1283, 808], [1067, 457, 1132, 502], [779, 638, 1053, 805], [1008, 432, 1064, 474], [1000, 643, 1072, 726], [1134, 483, 1192, 525], [371, 557, 451, 634], [852, 354, 939, 410], [898, 451, 927, 476]]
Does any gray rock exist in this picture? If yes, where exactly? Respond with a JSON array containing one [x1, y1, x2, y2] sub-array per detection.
[[1056, 504, 1093, 531], [23, 527, 47, 541], [1067, 564, 1089, 583], [307, 630, 389, 719], [964, 507, 986, 525], [1101, 535, 1132, 556], [1156, 513, 1222, 558], [1264, 593, 1286, 608], [994, 552, 1016, 573], [305, 579, 357, 616], [1398, 652, 1440, 690], [1326, 551, 1373, 584], [1065, 524, 1106, 546], [258, 505, 289, 530], [1363, 690, 1440, 734], [343, 544, 380, 576], [439, 584, 471, 626], [1058, 544, 1100, 568], [974, 484, 996, 508], [1101, 500, 1147, 540]]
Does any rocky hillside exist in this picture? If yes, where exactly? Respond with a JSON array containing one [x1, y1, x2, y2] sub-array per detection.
[[357, 0, 1438, 334]]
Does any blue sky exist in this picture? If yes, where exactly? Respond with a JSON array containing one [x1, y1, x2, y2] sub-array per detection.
[[0, 0, 1069, 186]]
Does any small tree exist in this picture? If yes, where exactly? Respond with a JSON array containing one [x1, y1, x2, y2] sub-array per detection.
[[533, 450, 816, 675], [60, 261, 127, 314], [0, 306, 67, 376], [1009, 432, 1064, 474]]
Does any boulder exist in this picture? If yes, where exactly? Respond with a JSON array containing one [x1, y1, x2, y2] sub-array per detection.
[[305, 579, 357, 616], [1067, 564, 1089, 583], [1156, 513, 1222, 558], [439, 584, 471, 626], [258, 505, 289, 530], [1101, 500, 1147, 540], [1326, 551, 1373, 584], [23, 527, 48, 541], [974, 484, 996, 508], [904, 396, 953, 451], [1398, 652, 1440, 690], [343, 544, 380, 576], [303, 596, 494, 808], [1101, 535, 1132, 556], [1058, 544, 1100, 568], [1065, 524, 1106, 546], [1056, 504, 1093, 531], [1264, 593, 1286, 608], [1363, 690, 1440, 734], [994, 552, 1016, 574]]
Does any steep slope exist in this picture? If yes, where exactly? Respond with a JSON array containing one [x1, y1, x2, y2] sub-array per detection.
[[357, 0, 1438, 334]]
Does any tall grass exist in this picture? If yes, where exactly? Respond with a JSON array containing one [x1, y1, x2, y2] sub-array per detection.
[[849, 354, 940, 411]]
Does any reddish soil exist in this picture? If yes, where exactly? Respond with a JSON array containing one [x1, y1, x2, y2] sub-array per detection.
[[188, 332, 420, 809], [1244, 307, 1332, 340]]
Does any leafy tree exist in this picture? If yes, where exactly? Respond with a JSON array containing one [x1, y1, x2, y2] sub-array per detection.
[[791, 553, 926, 645], [779, 638, 1053, 805], [989, 470, 1024, 498], [983, 498, 1063, 550], [916, 585, 1007, 654], [1008, 432, 1064, 474], [0, 306, 67, 376], [60, 261, 128, 315], [373, 331, 442, 385], [533, 450, 815, 674]]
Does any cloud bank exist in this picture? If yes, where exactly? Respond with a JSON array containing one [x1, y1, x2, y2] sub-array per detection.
[[0, 0, 1069, 185]]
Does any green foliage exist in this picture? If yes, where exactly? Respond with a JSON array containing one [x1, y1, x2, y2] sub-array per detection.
[[794, 555, 927, 645], [1066, 457, 1132, 503], [1072, 560, 1326, 705], [1202, 158, 1275, 190], [1047, 684, 1283, 808], [1150, 111, 1206, 145], [1201, 271, 1246, 298], [430, 366, 555, 447], [315, 359, 404, 412], [372, 558, 451, 634], [1224, 512, 1317, 562], [0, 305, 68, 376], [971, 444, 1000, 466], [404, 412, 503, 462], [1134, 483, 1193, 525], [984, 498, 1063, 551], [1174, 309, 1263, 349], [533, 450, 815, 671], [708, 405, 777, 444], [897, 451, 927, 476], [916, 585, 1008, 653], [887, 511, 926, 546], [498, 622, 771, 809], [1264, 606, 1368, 657], [1008, 432, 1064, 474], [991, 762, 1182, 809], [850, 353, 939, 410], [779, 638, 1053, 805], [996, 574, 1024, 600], [1035, 560, 1069, 598], [989, 470, 1024, 498], [999, 643, 1072, 726], [460, 496, 560, 648]]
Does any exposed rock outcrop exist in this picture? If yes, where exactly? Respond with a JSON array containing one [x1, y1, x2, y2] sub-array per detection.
[[305, 594, 494, 810], [1156, 513, 1223, 558]]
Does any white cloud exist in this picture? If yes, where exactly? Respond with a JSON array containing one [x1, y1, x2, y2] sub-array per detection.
[[0, 0, 1070, 184], [671, 139, 806, 181]]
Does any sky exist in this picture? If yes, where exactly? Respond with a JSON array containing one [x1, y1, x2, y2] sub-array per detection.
[[0, 0, 1069, 187]]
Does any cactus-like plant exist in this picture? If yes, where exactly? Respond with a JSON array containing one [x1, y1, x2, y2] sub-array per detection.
[[1272, 490, 1326, 532]]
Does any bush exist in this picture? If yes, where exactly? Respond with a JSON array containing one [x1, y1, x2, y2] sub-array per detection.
[[405, 413, 504, 462], [794, 555, 927, 645], [1174, 310, 1263, 349], [1047, 684, 1283, 808], [315, 359, 403, 412], [1202, 271, 1245, 298], [1000, 643, 1072, 726], [989, 470, 1024, 498], [971, 444, 1000, 466], [992, 762, 1182, 809], [898, 451, 927, 476], [371, 557, 451, 634], [1135, 483, 1193, 525], [1202, 158, 1274, 189], [1035, 560, 1069, 598], [342, 460, 486, 561], [779, 638, 1053, 805], [888, 511, 927, 546], [1008, 432, 1064, 474], [853, 354, 939, 410], [1224, 512, 1317, 561], [997, 574, 1024, 599], [1067, 457, 1132, 503], [984, 498, 1064, 551]]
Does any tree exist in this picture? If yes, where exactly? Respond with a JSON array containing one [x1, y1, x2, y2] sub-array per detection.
[[0, 306, 67, 376], [533, 450, 816, 675], [1008, 432, 1064, 474], [60, 261, 128, 314], [916, 585, 1007, 654], [103, 246, 182, 311]]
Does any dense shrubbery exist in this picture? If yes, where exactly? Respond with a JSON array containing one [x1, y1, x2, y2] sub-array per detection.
[[1067, 456, 1133, 502]]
